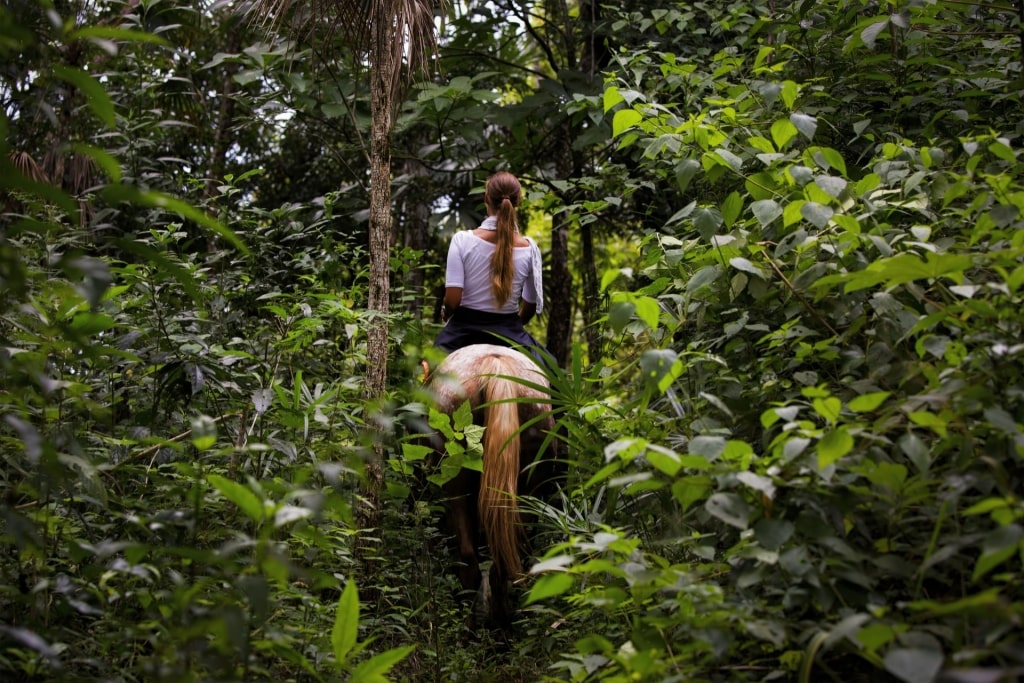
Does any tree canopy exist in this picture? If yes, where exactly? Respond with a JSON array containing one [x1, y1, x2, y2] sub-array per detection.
[[1, 0, 1022, 681]]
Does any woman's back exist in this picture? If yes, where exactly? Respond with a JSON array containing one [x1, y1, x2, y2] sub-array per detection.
[[446, 228, 538, 315]]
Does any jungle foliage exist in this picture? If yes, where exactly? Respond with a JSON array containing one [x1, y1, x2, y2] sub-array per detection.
[[1, 0, 1022, 681]]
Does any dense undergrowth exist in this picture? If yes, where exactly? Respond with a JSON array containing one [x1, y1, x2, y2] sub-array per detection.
[[2, 0, 1022, 681]]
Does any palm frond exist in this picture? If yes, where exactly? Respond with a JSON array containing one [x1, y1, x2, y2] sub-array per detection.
[[244, 0, 444, 100], [9, 151, 49, 184]]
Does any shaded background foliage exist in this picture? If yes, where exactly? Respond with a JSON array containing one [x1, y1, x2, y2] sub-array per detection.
[[2, 0, 1023, 681]]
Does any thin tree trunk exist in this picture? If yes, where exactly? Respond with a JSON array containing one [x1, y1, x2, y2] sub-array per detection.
[[357, 33, 395, 600], [580, 220, 601, 360], [399, 156, 430, 316], [546, 120, 574, 367], [205, 20, 241, 201]]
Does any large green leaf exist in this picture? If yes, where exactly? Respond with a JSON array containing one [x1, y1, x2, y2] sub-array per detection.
[[207, 474, 264, 522], [332, 581, 359, 664]]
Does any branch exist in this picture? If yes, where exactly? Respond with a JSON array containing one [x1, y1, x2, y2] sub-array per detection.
[[758, 249, 839, 338], [114, 412, 243, 469]]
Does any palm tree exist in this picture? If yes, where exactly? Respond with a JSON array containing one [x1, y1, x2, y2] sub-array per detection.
[[247, 0, 443, 578]]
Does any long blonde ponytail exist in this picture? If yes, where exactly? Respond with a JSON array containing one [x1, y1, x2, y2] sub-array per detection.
[[485, 172, 522, 308]]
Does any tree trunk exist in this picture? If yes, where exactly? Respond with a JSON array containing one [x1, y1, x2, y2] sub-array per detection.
[[580, 220, 601, 360], [545, 119, 574, 367], [398, 155, 431, 316], [204, 18, 242, 204], [356, 32, 395, 600]]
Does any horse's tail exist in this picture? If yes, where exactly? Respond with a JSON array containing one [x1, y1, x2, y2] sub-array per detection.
[[477, 354, 522, 579]]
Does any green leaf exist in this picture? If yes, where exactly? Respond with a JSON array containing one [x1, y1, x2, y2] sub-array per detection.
[[687, 265, 722, 292], [639, 349, 682, 393], [69, 312, 116, 336], [908, 411, 948, 437], [972, 525, 1023, 582], [751, 199, 782, 226], [401, 443, 432, 462], [603, 86, 625, 112], [52, 65, 115, 128], [349, 646, 415, 683], [814, 175, 847, 198], [191, 414, 217, 451], [963, 497, 1011, 517], [711, 148, 743, 172], [675, 159, 701, 193], [849, 392, 890, 413], [988, 141, 1016, 163], [813, 147, 848, 176], [754, 518, 794, 551], [103, 185, 249, 254], [645, 444, 681, 477], [899, 432, 931, 473], [812, 397, 841, 424], [608, 301, 635, 333], [452, 398, 474, 432], [68, 25, 170, 46], [857, 622, 897, 653], [817, 428, 854, 469], [800, 201, 834, 228], [865, 462, 907, 492], [790, 112, 817, 140], [600, 267, 630, 292], [771, 119, 798, 149], [706, 492, 752, 529], [332, 581, 360, 664], [730, 257, 767, 280], [207, 474, 264, 522], [671, 475, 713, 511], [883, 648, 944, 683], [525, 572, 574, 605], [428, 406, 456, 439], [721, 191, 743, 228], [693, 206, 723, 237], [613, 109, 642, 137], [843, 252, 971, 293], [634, 295, 661, 330]]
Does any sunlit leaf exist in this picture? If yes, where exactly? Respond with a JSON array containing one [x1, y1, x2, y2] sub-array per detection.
[[848, 392, 890, 412], [612, 109, 642, 137], [771, 118, 798, 149], [332, 581, 359, 663], [817, 428, 853, 468]]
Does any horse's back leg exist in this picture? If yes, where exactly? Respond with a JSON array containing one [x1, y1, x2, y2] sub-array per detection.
[[444, 470, 481, 602], [488, 561, 515, 629]]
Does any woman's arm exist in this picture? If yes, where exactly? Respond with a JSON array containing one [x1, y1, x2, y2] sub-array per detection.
[[519, 300, 537, 325], [442, 287, 463, 321]]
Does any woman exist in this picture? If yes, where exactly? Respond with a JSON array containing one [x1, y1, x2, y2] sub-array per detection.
[[435, 171, 545, 360]]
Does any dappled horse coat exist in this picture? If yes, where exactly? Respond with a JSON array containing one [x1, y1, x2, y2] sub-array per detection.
[[425, 344, 558, 628]]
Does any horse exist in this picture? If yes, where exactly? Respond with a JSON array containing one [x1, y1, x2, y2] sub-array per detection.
[[423, 344, 559, 629]]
